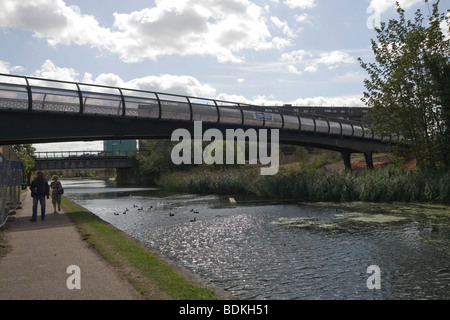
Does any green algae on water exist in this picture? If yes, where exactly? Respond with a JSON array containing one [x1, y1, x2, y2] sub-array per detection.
[[335, 212, 408, 223], [271, 217, 342, 231]]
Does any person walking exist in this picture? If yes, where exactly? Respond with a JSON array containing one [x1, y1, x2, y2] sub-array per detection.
[[30, 171, 50, 221], [50, 175, 63, 213]]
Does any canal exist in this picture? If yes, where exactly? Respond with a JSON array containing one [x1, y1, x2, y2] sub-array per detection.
[[62, 179, 450, 300]]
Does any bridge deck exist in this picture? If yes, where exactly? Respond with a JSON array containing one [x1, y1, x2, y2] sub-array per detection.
[[0, 73, 404, 156]]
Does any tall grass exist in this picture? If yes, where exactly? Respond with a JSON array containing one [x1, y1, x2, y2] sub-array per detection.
[[157, 166, 258, 195], [156, 165, 450, 204]]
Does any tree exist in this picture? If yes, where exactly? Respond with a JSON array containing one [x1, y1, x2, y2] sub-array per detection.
[[12, 144, 36, 181], [359, 0, 450, 170], [137, 140, 190, 183]]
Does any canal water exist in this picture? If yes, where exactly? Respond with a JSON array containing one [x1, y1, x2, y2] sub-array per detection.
[[62, 179, 450, 300]]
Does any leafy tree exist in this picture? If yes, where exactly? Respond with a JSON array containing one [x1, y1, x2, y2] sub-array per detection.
[[359, 0, 449, 169], [137, 140, 190, 183], [12, 144, 36, 182]]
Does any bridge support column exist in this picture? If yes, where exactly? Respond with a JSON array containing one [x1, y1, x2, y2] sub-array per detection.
[[364, 152, 374, 170], [116, 167, 143, 186], [341, 152, 352, 170]]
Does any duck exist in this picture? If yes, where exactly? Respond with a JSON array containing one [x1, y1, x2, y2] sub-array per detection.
[[137, 207, 143, 211], [190, 209, 199, 214], [122, 210, 127, 214], [190, 217, 196, 222], [169, 212, 175, 217]]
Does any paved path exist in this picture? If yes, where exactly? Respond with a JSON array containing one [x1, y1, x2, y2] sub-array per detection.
[[0, 192, 143, 300]]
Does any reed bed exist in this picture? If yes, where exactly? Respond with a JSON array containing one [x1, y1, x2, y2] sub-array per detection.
[[156, 166, 450, 204]]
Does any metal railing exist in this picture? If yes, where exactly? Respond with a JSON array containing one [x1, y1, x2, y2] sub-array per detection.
[[0, 73, 395, 142], [0, 154, 23, 227], [34, 150, 136, 159]]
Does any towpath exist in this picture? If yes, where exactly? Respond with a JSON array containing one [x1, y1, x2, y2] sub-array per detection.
[[0, 191, 143, 300]]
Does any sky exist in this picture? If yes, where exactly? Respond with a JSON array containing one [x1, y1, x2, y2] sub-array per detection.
[[0, 0, 441, 152]]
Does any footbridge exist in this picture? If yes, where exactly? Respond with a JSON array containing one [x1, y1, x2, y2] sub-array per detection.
[[0, 74, 406, 169], [33, 150, 138, 171]]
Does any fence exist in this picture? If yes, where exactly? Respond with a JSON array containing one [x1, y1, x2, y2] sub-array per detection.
[[0, 153, 23, 227]]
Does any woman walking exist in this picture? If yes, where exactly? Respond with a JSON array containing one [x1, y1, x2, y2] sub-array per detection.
[[50, 175, 63, 213]]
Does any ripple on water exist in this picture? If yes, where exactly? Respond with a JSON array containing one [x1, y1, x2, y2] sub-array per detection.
[[63, 182, 450, 300]]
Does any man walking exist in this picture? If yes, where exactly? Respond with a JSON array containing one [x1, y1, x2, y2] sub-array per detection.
[[30, 171, 50, 221]]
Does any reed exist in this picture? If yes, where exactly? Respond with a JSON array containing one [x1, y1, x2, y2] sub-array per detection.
[[156, 165, 450, 204]]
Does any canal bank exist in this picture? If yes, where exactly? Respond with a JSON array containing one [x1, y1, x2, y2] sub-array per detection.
[[0, 191, 234, 300]]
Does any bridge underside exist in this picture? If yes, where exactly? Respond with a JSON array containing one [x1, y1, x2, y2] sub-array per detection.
[[0, 110, 392, 154], [1, 110, 396, 170]]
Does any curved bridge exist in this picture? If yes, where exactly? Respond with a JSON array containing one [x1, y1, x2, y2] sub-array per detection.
[[0, 74, 404, 169]]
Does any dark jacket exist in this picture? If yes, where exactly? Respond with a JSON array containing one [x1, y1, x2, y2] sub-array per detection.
[[30, 177, 50, 198]]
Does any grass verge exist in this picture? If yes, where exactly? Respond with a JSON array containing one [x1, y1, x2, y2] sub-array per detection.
[[61, 196, 218, 300]]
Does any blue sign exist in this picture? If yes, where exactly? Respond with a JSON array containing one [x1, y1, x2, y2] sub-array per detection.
[[254, 112, 273, 121]]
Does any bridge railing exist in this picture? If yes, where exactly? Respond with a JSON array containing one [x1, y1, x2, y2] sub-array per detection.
[[33, 150, 138, 159], [0, 73, 396, 142]]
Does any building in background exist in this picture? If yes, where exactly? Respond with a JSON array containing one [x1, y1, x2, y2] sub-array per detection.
[[103, 140, 137, 156]]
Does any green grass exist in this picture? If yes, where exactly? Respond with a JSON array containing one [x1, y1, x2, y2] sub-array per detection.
[[61, 197, 218, 300]]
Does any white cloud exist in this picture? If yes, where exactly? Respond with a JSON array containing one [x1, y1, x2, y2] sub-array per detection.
[[295, 13, 309, 23], [215, 92, 363, 107], [283, 50, 355, 74], [442, 12, 450, 40], [84, 72, 126, 88], [128, 75, 217, 97], [291, 95, 364, 107], [0, 60, 11, 73], [284, 0, 316, 9], [287, 65, 303, 75], [0, 0, 112, 47], [314, 51, 355, 69], [271, 16, 297, 38], [367, 0, 422, 15], [0, 60, 24, 74], [112, 0, 285, 63], [281, 50, 306, 63], [0, 0, 289, 64], [303, 64, 318, 73], [24, 59, 216, 98], [271, 37, 293, 50], [82, 71, 216, 97], [33, 59, 80, 81], [216, 93, 283, 106]]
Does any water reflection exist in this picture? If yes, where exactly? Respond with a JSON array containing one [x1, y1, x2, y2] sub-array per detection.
[[62, 180, 450, 300]]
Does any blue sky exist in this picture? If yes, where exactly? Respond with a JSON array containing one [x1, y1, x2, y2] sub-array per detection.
[[0, 0, 438, 151]]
